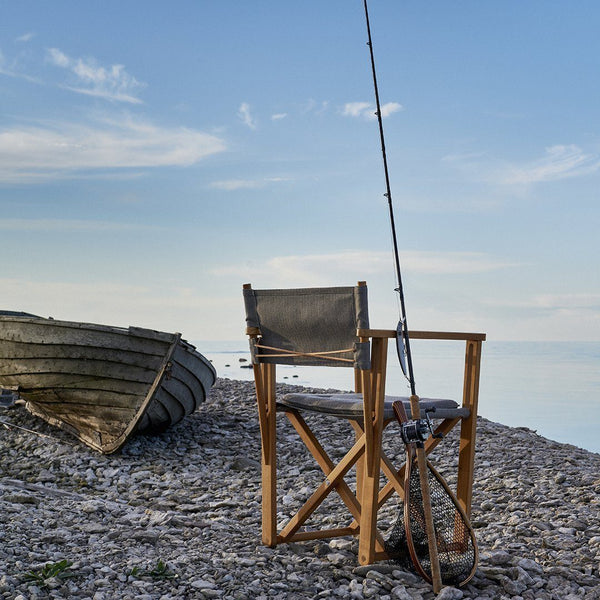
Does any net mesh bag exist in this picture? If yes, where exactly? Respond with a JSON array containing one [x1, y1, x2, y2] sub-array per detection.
[[386, 457, 476, 586]]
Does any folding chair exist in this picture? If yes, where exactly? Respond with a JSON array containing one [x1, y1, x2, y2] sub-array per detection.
[[243, 282, 484, 565]]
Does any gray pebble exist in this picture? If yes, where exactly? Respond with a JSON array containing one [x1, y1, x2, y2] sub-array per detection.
[[1, 378, 599, 599]]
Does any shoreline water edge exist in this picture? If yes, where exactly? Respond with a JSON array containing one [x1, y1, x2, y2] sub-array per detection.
[[1, 377, 599, 599], [204, 340, 600, 455]]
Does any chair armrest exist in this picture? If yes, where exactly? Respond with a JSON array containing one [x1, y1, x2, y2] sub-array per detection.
[[357, 328, 486, 342], [410, 330, 486, 341], [357, 328, 396, 339], [356, 325, 484, 521]]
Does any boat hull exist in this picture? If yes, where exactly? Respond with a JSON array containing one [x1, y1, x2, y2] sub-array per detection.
[[0, 314, 216, 453]]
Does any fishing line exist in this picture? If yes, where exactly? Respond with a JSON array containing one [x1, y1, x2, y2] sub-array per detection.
[[362, 0, 416, 396]]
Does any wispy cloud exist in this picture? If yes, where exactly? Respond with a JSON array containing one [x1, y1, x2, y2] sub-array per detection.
[[500, 145, 600, 185], [506, 293, 600, 311], [271, 113, 288, 121], [0, 276, 236, 339], [342, 102, 371, 118], [0, 218, 159, 232], [445, 144, 600, 187], [0, 115, 226, 183], [302, 99, 329, 115], [46, 47, 145, 104], [238, 102, 257, 129], [210, 177, 289, 191], [16, 32, 36, 43], [401, 250, 518, 274], [342, 101, 403, 120], [0, 48, 42, 83], [379, 103, 403, 118], [210, 179, 263, 191], [214, 250, 515, 285], [485, 292, 600, 339]]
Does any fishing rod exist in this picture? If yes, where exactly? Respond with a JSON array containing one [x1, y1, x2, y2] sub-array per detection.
[[361, 11, 480, 591], [362, 0, 416, 396]]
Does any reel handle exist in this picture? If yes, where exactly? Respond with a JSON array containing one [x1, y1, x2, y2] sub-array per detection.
[[424, 408, 444, 440]]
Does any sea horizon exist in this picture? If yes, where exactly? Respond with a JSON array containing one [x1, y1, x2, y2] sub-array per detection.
[[196, 339, 600, 455]]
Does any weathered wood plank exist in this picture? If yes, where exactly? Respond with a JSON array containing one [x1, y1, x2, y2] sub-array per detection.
[[0, 373, 152, 393], [0, 339, 167, 368], [0, 314, 216, 453], [0, 320, 174, 353], [0, 359, 159, 383], [23, 388, 144, 408]]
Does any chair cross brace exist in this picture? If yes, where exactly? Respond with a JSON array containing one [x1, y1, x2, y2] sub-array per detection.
[[254, 343, 355, 364], [281, 408, 388, 552]]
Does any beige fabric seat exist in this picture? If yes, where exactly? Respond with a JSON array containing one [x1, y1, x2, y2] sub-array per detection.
[[243, 282, 484, 566]]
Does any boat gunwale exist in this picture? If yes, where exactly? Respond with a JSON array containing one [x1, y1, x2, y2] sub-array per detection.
[[0, 314, 178, 344]]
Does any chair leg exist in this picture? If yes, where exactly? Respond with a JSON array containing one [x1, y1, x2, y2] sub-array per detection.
[[352, 372, 366, 521], [351, 421, 365, 510], [358, 337, 387, 565], [358, 425, 384, 564], [256, 363, 278, 546], [456, 340, 482, 518]]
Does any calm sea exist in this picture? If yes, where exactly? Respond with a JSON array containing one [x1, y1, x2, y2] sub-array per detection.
[[197, 340, 600, 455]]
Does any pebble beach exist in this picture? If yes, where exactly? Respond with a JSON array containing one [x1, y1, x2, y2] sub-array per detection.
[[1, 377, 599, 600]]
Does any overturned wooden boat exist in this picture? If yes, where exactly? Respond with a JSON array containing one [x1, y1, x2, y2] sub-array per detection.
[[0, 311, 216, 453]]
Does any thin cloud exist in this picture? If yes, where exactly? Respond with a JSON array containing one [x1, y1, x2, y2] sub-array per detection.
[[402, 250, 518, 274], [46, 47, 70, 68], [301, 99, 329, 115], [445, 144, 600, 186], [46, 47, 145, 104], [271, 113, 288, 121], [342, 101, 403, 120], [210, 177, 289, 191], [238, 102, 257, 129], [379, 102, 403, 118], [0, 115, 226, 183], [506, 293, 600, 311], [0, 49, 42, 83], [342, 102, 371, 118], [485, 293, 600, 339], [0, 276, 236, 339], [0, 218, 160, 233], [210, 179, 263, 191], [214, 250, 515, 284], [16, 32, 36, 43], [500, 145, 600, 185]]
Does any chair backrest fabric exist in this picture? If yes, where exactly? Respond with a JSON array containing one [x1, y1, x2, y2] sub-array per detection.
[[244, 285, 371, 369]]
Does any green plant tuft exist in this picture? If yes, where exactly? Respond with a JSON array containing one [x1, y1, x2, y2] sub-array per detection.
[[128, 559, 177, 580], [23, 559, 75, 588]]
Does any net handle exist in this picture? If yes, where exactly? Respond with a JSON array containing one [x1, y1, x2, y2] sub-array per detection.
[[410, 395, 443, 592]]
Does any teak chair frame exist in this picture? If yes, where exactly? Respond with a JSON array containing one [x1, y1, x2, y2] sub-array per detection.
[[243, 282, 485, 566]]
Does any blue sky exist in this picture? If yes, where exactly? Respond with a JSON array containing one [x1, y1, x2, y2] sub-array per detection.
[[1, 1, 599, 342]]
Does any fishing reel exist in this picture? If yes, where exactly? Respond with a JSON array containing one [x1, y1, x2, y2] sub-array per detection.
[[400, 408, 443, 445]]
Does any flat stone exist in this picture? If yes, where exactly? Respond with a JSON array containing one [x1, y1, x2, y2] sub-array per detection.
[[1, 379, 600, 600]]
